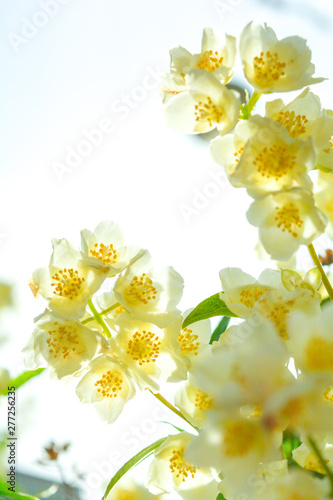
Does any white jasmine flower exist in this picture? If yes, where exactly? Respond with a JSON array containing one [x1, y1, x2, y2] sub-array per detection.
[[230, 116, 315, 198], [146, 432, 217, 497], [165, 70, 240, 134], [177, 314, 211, 369], [239, 22, 325, 93], [112, 313, 186, 392], [23, 313, 108, 379], [76, 355, 135, 424], [80, 220, 144, 277], [161, 27, 236, 101], [247, 188, 327, 261], [113, 251, 183, 328], [174, 374, 215, 428], [288, 305, 333, 375], [30, 239, 107, 320], [308, 111, 333, 172]]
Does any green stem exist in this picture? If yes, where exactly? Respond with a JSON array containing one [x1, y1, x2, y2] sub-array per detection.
[[87, 298, 111, 339], [150, 391, 198, 432], [240, 90, 262, 120], [308, 244, 333, 302], [307, 436, 333, 496], [82, 302, 120, 325]]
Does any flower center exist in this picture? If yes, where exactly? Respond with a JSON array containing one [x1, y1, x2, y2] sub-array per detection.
[[257, 297, 294, 340], [223, 420, 258, 457], [169, 448, 196, 481], [323, 136, 333, 154], [125, 274, 157, 305], [275, 110, 308, 137], [195, 97, 223, 127], [51, 268, 85, 299], [253, 144, 296, 180], [196, 50, 224, 72], [239, 285, 268, 308], [178, 328, 199, 356], [95, 370, 123, 398], [253, 50, 287, 87], [194, 389, 214, 411], [46, 322, 80, 360], [305, 337, 333, 371], [89, 242, 118, 265], [275, 203, 303, 237], [127, 330, 160, 365]]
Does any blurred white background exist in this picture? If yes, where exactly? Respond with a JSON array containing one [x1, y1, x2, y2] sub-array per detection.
[[1, 0, 333, 498]]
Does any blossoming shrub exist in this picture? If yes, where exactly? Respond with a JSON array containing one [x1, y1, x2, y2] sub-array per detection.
[[24, 21, 333, 500]]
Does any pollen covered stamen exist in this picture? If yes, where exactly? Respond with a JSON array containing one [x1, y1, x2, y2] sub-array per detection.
[[169, 448, 196, 481], [253, 50, 287, 86], [47, 322, 80, 360], [90, 242, 118, 265], [95, 370, 123, 398], [239, 285, 268, 308], [323, 136, 333, 154], [127, 330, 160, 365], [234, 146, 244, 163], [195, 97, 223, 127], [275, 203, 303, 237], [178, 328, 199, 356], [51, 268, 85, 299], [194, 389, 214, 411], [125, 274, 157, 305], [253, 144, 296, 180], [196, 50, 224, 72], [276, 110, 308, 137]]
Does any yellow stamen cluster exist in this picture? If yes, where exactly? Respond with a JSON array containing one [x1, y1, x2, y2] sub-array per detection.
[[125, 273, 157, 305], [276, 110, 308, 137], [223, 420, 258, 457], [253, 144, 296, 180], [194, 389, 214, 411], [275, 203, 303, 237], [196, 50, 224, 72], [234, 146, 244, 163], [323, 136, 333, 154], [239, 284, 268, 308], [169, 448, 196, 481], [178, 328, 199, 356], [127, 330, 160, 365], [253, 50, 287, 86], [259, 298, 295, 340], [47, 322, 80, 360], [95, 370, 123, 398], [195, 97, 223, 127], [90, 242, 118, 265], [51, 268, 85, 299], [305, 337, 333, 371]]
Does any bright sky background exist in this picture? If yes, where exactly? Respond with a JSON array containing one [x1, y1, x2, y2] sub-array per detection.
[[1, 0, 333, 498]]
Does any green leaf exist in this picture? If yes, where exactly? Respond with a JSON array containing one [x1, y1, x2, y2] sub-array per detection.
[[2, 369, 45, 396], [282, 429, 301, 467], [182, 293, 237, 329], [0, 482, 39, 500], [216, 493, 227, 500], [102, 436, 168, 499], [209, 317, 231, 344]]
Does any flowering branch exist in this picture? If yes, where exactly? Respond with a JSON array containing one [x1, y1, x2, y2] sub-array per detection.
[[87, 297, 112, 338]]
